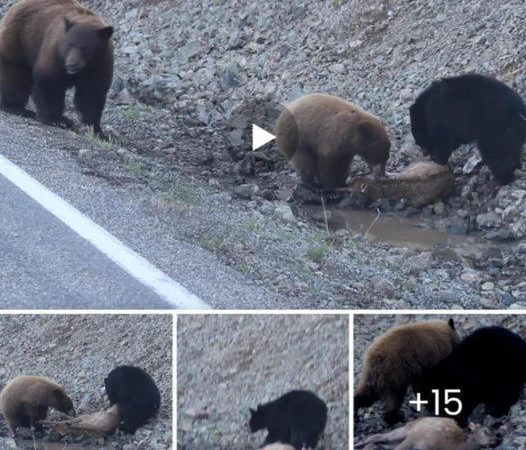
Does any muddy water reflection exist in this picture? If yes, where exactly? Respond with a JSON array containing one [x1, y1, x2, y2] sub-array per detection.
[[306, 206, 478, 252]]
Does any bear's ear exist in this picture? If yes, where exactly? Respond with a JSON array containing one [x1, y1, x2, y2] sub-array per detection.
[[64, 17, 75, 31], [448, 318, 455, 329], [98, 26, 114, 40]]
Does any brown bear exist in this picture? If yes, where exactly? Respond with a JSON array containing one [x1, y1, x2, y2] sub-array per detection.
[[0, 0, 114, 136], [354, 319, 460, 425], [275, 93, 391, 190], [0, 375, 75, 436]]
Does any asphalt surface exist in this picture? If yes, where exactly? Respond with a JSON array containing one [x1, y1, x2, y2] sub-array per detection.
[[0, 112, 285, 309]]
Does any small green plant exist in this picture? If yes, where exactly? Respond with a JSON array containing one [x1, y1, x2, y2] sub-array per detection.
[[124, 105, 141, 120], [126, 160, 148, 176], [85, 127, 117, 151], [244, 218, 263, 232], [306, 243, 331, 264], [200, 234, 226, 252]]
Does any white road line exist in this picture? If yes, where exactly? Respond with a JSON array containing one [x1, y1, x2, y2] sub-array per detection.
[[0, 153, 210, 310]]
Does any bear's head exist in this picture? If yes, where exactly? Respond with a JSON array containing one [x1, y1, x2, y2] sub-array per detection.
[[60, 17, 113, 76], [51, 387, 75, 416], [248, 405, 266, 432], [356, 120, 391, 177]]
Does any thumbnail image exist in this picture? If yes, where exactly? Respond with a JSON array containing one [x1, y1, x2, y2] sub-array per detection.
[[178, 314, 349, 449], [354, 314, 526, 449], [0, 314, 172, 449]]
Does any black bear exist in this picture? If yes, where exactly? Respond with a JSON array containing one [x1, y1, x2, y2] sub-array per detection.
[[104, 366, 161, 434], [415, 326, 526, 426], [410, 74, 526, 184], [0, 0, 114, 136], [249, 390, 327, 450]]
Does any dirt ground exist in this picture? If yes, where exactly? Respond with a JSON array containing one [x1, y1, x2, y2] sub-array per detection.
[[177, 314, 349, 450], [0, 315, 173, 450]]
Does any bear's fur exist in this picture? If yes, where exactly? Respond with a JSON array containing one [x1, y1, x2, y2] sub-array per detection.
[[416, 326, 526, 426], [0, 0, 114, 135], [410, 74, 526, 184], [276, 93, 391, 190], [355, 319, 460, 425], [104, 365, 161, 435], [0, 375, 74, 436], [249, 390, 327, 450]]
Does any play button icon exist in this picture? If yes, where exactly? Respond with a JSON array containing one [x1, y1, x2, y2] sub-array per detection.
[[252, 124, 276, 151]]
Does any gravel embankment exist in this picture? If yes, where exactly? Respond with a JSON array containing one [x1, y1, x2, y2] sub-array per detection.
[[177, 314, 349, 449], [354, 314, 526, 449], [0, 315, 173, 450], [1, 0, 525, 308]]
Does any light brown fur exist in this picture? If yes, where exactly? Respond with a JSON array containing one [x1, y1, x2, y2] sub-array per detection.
[[355, 417, 498, 450], [350, 161, 455, 207], [355, 320, 460, 424], [276, 93, 391, 190], [0, 375, 74, 435], [43, 404, 120, 438]]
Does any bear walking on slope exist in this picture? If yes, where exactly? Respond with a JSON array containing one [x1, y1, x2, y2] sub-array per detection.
[[415, 326, 526, 426], [0, 375, 75, 436], [104, 365, 161, 435], [0, 0, 114, 136], [249, 390, 327, 450], [354, 319, 460, 425], [410, 73, 526, 184], [276, 93, 391, 191]]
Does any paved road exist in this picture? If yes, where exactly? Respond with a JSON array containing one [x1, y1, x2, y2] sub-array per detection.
[[0, 113, 285, 309]]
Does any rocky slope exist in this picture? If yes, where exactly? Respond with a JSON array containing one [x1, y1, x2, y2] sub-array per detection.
[[0, 315, 173, 450]]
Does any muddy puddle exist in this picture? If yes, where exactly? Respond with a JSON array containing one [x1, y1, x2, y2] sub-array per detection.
[[304, 206, 494, 259]]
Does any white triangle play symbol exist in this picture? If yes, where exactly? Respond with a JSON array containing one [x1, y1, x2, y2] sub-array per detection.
[[252, 124, 276, 151]]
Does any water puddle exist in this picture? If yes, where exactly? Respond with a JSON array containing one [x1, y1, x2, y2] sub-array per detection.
[[304, 206, 484, 257]]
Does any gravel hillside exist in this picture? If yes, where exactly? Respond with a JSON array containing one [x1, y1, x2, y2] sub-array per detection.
[[0, 315, 173, 450], [354, 314, 526, 449], [177, 314, 349, 449], [1, 0, 525, 308]]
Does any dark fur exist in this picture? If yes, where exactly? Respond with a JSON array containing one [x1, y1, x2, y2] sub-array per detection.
[[104, 366, 161, 434], [249, 390, 327, 449], [416, 326, 526, 425], [0, 0, 114, 135], [410, 74, 526, 184]]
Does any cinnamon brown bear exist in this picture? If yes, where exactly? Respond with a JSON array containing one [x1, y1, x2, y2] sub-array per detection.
[[0, 0, 114, 136], [355, 319, 460, 425], [0, 375, 75, 436], [276, 93, 391, 190]]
